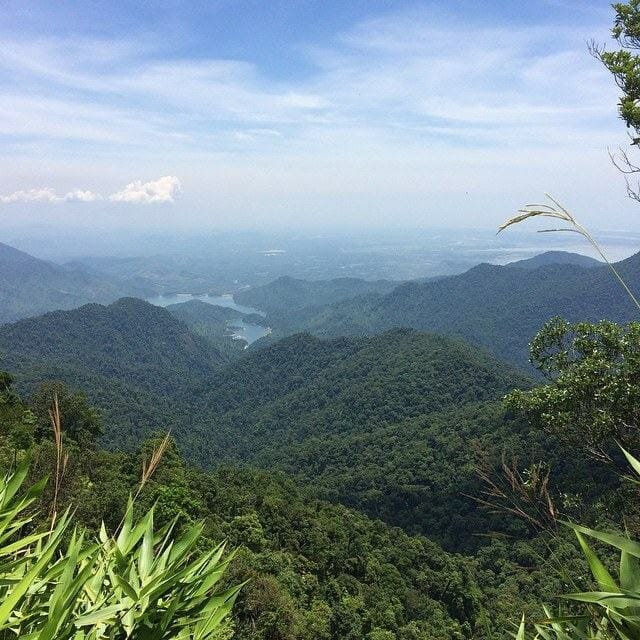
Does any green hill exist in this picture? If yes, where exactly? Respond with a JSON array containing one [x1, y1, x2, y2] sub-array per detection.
[[0, 297, 227, 448], [274, 252, 640, 366], [198, 329, 530, 459], [0, 302, 604, 552], [185, 331, 588, 550], [182, 329, 550, 549]]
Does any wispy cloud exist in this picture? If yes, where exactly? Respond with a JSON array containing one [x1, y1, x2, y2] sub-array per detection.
[[0, 176, 180, 204], [0, 13, 617, 152]]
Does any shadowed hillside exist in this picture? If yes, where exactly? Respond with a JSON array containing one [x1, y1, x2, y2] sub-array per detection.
[[0, 298, 227, 448], [269, 252, 640, 366]]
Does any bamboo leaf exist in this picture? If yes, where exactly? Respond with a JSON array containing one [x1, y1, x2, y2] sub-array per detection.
[[574, 530, 619, 592]]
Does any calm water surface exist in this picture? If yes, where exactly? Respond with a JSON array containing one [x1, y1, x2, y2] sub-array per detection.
[[146, 293, 270, 345]]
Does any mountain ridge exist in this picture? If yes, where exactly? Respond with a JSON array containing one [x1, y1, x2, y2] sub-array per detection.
[[268, 251, 640, 366]]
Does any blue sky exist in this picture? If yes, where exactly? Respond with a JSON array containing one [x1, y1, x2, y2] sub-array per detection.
[[1, 0, 638, 232]]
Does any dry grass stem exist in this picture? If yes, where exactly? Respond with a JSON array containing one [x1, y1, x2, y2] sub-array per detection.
[[473, 457, 558, 533], [48, 394, 68, 528], [114, 431, 172, 536], [499, 193, 640, 312], [137, 431, 172, 497]]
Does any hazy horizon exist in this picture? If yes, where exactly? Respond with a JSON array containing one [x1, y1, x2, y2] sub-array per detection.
[[5, 225, 638, 281]]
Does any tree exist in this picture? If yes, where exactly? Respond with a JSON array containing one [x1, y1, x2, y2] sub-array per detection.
[[593, 0, 640, 201], [506, 318, 640, 463]]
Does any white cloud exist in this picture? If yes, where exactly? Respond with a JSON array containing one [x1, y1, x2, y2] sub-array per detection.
[[0, 177, 180, 204], [64, 189, 101, 202], [108, 175, 181, 203], [0, 187, 61, 203]]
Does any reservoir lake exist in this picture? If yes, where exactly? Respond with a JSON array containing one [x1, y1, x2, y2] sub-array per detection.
[[146, 293, 271, 346]]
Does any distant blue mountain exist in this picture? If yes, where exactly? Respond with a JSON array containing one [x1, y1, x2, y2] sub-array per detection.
[[505, 250, 601, 269], [0, 242, 151, 324], [265, 251, 640, 367]]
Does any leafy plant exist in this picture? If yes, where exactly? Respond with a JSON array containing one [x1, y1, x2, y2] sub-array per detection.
[[517, 447, 640, 640], [506, 318, 640, 463], [0, 458, 240, 639]]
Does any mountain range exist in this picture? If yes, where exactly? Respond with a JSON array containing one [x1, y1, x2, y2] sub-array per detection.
[[0, 296, 604, 551], [0, 244, 625, 637], [262, 251, 639, 366]]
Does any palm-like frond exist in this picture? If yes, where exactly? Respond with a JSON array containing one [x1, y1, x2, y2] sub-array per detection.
[[0, 461, 240, 639]]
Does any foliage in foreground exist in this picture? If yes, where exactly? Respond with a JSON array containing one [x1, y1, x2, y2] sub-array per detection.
[[506, 318, 640, 464], [0, 459, 239, 639], [517, 447, 640, 640]]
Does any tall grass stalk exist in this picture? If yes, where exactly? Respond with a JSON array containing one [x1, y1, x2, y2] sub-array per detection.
[[499, 194, 640, 312], [48, 393, 68, 528]]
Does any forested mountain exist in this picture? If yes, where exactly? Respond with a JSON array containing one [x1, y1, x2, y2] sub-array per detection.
[[269, 252, 640, 366], [233, 275, 399, 315], [197, 330, 529, 459], [187, 331, 607, 550], [0, 242, 151, 324], [0, 298, 227, 448], [0, 300, 547, 549], [504, 250, 601, 270]]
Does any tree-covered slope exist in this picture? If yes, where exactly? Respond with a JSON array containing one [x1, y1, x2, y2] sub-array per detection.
[[233, 275, 399, 315], [278, 252, 640, 366], [0, 242, 151, 324], [0, 298, 227, 448], [196, 329, 529, 457], [5, 299, 597, 554], [173, 330, 541, 549], [0, 301, 535, 547]]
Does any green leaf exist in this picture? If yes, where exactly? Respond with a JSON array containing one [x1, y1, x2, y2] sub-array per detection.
[[74, 604, 124, 627], [574, 530, 619, 592], [620, 444, 640, 478], [564, 521, 640, 558]]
